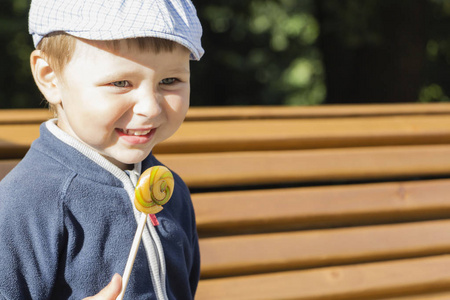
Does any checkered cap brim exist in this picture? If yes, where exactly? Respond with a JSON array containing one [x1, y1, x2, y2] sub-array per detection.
[[29, 0, 204, 60]]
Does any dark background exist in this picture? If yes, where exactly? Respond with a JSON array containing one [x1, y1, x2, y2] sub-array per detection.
[[1, 0, 449, 108]]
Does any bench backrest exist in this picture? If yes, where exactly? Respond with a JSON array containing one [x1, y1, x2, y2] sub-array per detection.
[[3, 104, 450, 299]]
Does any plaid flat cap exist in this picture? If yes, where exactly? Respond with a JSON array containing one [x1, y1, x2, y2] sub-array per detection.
[[28, 0, 204, 60]]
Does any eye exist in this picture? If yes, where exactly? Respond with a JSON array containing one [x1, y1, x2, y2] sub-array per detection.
[[111, 80, 131, 88], [160, 78, 177, 85]]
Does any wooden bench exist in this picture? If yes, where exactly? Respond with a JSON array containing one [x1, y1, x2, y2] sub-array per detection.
[[3, 103, 450, 299]]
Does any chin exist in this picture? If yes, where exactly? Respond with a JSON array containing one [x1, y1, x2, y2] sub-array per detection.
[[121, 153, 151, 165]]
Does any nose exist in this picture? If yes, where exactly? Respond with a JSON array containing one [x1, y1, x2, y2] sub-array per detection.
[[133, 91, 162, 119]]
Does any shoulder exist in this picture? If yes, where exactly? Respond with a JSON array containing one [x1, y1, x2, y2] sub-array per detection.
[[1, 146, 75, 200], [0, 154, 67, 235], [0, 146, 77, 228]]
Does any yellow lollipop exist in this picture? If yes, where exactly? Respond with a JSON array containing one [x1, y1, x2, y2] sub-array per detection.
[[134, 166, 174, 214], [118, 166, 174, 300]]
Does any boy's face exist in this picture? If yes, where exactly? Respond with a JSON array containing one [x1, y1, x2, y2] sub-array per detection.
[[54, 38, 191, 170]]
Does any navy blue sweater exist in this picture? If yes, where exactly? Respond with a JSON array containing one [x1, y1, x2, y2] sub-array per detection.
[[0, 122, 200, 299]]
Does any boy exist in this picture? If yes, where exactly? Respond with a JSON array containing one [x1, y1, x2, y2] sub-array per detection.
[[0, 0, 204, 299]]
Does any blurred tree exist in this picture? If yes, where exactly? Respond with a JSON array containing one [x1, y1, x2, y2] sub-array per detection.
[[419, 0, 450, 102], [1, 0, 450, 108], [190, 0, 326, 106], [0, 0, 41, 109], [316, 0, 429, 103]]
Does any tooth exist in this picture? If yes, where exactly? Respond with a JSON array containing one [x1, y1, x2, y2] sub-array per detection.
[[123, 129, 151, 136]]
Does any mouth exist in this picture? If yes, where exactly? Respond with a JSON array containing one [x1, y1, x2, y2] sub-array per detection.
[[118, 128, 152, 136], [116, 127, 156, 145]]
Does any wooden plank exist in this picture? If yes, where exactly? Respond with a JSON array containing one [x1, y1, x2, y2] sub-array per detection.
[[5, 144, 450, 189], [199, 220, 450, 278], [4, 115, 450, 157], [0, 124, 40, 158], [4, 104, 450, 124], [186, 103, 450, 120], [0, 124, 41, 146], [0, 109, 52, 124], [193, 178, 450, 235], [196, 255, 450, 300], [159, 145, 450, 188], [155, 115, 450, 153]]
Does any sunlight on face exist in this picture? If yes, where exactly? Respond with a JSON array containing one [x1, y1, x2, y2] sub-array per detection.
[[54, 38, 191, 170]]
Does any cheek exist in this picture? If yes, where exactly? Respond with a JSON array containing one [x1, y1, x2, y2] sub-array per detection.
[[81, 91, 133, 123], [169, 89, 190, 113], [88, 100, 129, 121], [167, 95, 189, 123], [61, 92, 132, 139]]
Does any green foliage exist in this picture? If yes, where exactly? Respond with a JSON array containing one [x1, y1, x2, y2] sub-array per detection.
[[1, 0, 450, 107], [318, 0, 383, 48], [419, 0, 450, 102], [0, 0, 41, 109], [191, 0, 325, 106]]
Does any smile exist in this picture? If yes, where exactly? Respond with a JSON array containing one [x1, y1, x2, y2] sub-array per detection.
[[116, 128, 156, 145], [119, 129, 152, 136]]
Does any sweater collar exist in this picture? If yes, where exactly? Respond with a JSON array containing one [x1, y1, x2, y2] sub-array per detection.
[[36, 119, 139, 190]]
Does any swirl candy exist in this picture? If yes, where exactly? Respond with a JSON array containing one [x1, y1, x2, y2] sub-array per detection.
[[134, 166, 174, 215]]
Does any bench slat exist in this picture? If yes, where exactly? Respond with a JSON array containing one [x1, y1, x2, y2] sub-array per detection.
[[155, 115, 450, 153], [5, 145, 450, 189], [0, 124, 40, 158], [200, 219, 450, 278], [159, 145, 450, 188], [0, 109, 52, 124], [193, 178, 450, 235], [186, 103, 450, 120], [4, 115, 450, 157], [0, 124, 41, 146], [3, 104, 450, 124], [196, 255, 450, 300]]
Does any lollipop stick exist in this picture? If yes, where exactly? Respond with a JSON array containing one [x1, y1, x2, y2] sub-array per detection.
[[116, 212, 147, 300]]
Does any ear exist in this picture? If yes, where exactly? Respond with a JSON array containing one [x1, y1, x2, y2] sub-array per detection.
[[30, 50, 62, 105]]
